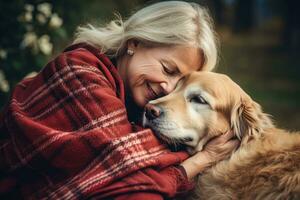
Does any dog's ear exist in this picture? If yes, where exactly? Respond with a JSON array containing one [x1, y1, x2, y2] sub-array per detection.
[[230, 98, 273, 141]]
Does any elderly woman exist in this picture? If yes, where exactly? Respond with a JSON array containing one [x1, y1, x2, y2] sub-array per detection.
[[0, 1, 239, 199]]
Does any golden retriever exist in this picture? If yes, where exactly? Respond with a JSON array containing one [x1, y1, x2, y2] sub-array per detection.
[[143, 71, 300, 200]]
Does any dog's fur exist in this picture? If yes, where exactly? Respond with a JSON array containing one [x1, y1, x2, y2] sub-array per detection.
[[143, 71, 300, 200]]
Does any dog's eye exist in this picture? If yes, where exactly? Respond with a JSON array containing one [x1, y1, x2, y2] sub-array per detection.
[[190, 95, 207, 104]]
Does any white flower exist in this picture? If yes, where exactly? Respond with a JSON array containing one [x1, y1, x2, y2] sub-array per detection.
[[24, 4, 34, 13], [21, 32, 38, 48], [21, 33, 53, 55], [36, 13, 47, 24], [0, 70, 9, 92], [0, 49, 7, 59], [37, 3, 52, 18], [24, 11, 33, 22], [49, 13, 63, 28], [38, 35, 53, 55]]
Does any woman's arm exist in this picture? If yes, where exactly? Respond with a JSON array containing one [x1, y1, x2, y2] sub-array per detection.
[[0, 44, 191, 199], [92, 131, 239, 200], [89, 165, 193, 199]]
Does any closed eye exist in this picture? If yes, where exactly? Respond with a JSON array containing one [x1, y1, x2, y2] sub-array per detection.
[[189, 94, 207, 104], [161, 62, 178, 76]]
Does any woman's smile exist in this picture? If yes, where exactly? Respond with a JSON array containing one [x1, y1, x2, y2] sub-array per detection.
[[146, 82, 158, 100]]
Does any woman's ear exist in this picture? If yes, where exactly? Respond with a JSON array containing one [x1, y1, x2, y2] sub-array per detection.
[[230, 98, 273, 141], [127, 39, 139, 50]]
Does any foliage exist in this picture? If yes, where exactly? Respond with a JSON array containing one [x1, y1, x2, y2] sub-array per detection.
[[0, 1, 67, 106]]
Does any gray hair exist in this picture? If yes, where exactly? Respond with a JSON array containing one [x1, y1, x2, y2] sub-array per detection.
[[74, 1, 218, 71]]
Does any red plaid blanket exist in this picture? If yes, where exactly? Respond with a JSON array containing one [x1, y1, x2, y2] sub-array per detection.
[[0, 43, 192, 199]]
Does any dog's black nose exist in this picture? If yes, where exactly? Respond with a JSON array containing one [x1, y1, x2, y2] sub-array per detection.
[[145, 104, 162, 120]]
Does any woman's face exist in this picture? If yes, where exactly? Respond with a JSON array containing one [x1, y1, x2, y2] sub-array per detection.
[[117, 42, 203, 108]]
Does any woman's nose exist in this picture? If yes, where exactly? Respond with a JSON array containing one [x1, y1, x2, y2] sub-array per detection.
[[160, 78, 179, 95]]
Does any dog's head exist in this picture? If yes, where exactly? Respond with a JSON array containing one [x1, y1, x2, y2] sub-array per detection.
[[143, 71, 274, 154]]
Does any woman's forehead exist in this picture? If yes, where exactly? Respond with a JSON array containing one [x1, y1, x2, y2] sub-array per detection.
[[163, 46, 203, 73]]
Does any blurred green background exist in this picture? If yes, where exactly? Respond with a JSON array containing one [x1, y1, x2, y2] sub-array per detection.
[[0, 0, 299, 130]]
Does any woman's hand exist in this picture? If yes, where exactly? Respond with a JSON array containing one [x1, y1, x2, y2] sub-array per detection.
[[180, 131, 240, 180]]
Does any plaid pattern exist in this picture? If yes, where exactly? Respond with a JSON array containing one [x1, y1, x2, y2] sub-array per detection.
[[0, 43, 192, 199]]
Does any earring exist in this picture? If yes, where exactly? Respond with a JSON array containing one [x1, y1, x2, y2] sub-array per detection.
[[127, 49, 134, 56]]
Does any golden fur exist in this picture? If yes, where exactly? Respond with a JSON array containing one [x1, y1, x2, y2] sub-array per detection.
[[143, 71, 300, 199]]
